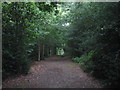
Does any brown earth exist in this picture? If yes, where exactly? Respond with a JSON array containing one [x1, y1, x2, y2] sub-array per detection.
[[2, 56, 102, 88]]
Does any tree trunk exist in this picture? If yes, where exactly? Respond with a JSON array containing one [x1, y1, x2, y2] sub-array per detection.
[[38, 39, 41, 61], [38, 45, 41, 61], [44, 45, 48, 57], [53, 46, 56, 55], [48, 47, 51, 56], [42, 44, 45, 60]]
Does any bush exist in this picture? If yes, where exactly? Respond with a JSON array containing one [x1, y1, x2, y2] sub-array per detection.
[[2, 48, 32, 80], [91, 21, 120, 87], [72, 50, 96, 74], [91, 49, 120, 87]]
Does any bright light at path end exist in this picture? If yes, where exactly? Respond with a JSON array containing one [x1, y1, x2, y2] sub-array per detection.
[[62, 23, 70, 26]]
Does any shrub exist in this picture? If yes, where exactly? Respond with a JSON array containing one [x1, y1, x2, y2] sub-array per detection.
[[91, 21, 120, 87], [72, 50, 96, 74]]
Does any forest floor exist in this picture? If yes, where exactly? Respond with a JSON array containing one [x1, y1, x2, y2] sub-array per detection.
[[3, 56, 102, 88]]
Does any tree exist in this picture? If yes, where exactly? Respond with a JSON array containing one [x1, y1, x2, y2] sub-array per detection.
[[66, 2, 120, 87]]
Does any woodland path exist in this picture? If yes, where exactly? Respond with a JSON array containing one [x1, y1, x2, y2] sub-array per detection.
[[3, 56, 102, 88]]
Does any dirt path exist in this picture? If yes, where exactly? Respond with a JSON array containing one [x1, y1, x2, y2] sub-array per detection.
[[3, 56, 102, 88]]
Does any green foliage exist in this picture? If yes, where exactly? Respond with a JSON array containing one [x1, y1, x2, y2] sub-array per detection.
[[67, 2, 120, 87], [90, 21, 120, 87], [72, 50, 95, 73], [2, 2, 120, 88], [2, 2, 62, 80]]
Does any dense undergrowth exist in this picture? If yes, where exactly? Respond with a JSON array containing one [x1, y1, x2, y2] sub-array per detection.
[[67, 2, 120, 88], [72, 21, 120, 87]]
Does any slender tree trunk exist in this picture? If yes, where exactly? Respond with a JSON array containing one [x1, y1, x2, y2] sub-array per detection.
[[42, 44, 45, 60], [38, 45, 41, 61], [38, 39, 41, 61], [44, 45, 48, 57], [50, 47, 52, 56], [47, 46, 49, 57], [48, 47, 51, 56], [46, 47, 48, 57], [52, 46, 56, 55]]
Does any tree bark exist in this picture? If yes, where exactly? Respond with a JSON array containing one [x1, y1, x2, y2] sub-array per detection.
[[38, 39, 41, 61], [42, 44, 45, 60]]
